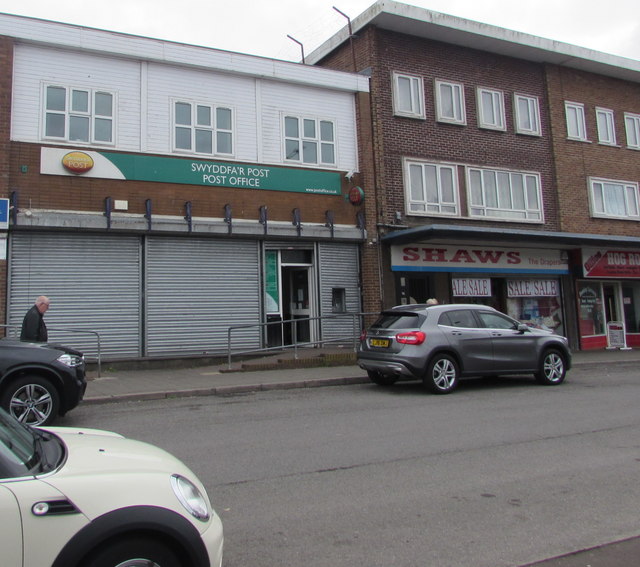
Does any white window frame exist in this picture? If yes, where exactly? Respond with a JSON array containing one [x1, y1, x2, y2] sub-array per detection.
[[589, 177, 640, 220], [595, 107, 617, 146], [42, 84, 115, 145], [514, 94, 541, 136], [435, 79, 466, 125], [392, 72, 425, 119], [172, 100, 234, 156], [565, 101, 588, 141], [476, 87, 505, 131], [283, 115, 337, 167], [467, 166, 543, 222], [404, 159, 459, 217], [624, 112, 640, 150]]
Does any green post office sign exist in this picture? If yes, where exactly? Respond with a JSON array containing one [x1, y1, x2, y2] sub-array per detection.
[[102, 152, 342, 195]]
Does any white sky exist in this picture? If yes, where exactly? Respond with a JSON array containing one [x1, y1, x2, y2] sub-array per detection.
[[1, 0, 639, 62]]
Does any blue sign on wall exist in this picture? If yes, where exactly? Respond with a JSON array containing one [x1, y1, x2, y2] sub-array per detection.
[[0, 198, 9, 230]]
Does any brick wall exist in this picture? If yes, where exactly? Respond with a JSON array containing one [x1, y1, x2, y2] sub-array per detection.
[[546, 65, 640, 237], [9, 142, 363, 226]]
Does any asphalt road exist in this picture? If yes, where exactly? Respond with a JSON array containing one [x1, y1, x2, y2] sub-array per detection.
[[65, 362, 640, 567]]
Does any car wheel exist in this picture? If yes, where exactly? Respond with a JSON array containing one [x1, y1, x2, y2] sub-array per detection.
[[424, 354, 459, 394], [367, 370, 398, 386], [535, 349, 566, 385], [1, 375, 60, 426], [80, 537, 183, 567]]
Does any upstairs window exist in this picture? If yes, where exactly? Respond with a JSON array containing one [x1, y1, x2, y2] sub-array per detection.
[[514, 94, 541, 136], [589, 177, 640, 220], [284, 116, 336, 166], [173, 101, 233, 155], [596, 107, 616, 145], [624, 112, 640, 149], [44, 85, 114, 144], [405, 160, 458, 216], [392, 72, 425, 118], [435, 79, 466, 125], [476, 87, 505, 131], [468, 167, 542, 222], [565, 101, 588, 141]]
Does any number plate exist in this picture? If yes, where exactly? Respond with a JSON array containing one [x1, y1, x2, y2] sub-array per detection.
[[370, 338, 390, 348]]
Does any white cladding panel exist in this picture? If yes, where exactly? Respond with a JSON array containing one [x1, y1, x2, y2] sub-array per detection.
[[145, 63, 258, 161], [11, 43, 359, 171], [12, 44, 142, 150], [260, 81, 358, 171]]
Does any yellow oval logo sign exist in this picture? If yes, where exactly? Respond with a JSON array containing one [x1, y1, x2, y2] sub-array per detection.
[[62, 152, 94, 174]]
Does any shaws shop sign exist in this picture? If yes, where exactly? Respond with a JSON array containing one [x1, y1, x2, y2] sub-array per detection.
[[391, 244, 568, 274]]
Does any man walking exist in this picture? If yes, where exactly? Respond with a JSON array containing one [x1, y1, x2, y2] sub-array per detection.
[[20, 296, 50, 342]]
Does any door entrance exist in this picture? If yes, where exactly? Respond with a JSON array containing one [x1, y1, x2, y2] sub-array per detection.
[[603, 283, 621, 324], [283, 266, 312, 344]]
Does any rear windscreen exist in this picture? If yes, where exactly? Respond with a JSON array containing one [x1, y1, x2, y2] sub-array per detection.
[[373, 311, 423, 329]]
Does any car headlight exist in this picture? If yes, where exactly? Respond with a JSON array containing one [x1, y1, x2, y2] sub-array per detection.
[[56, 353, 84, 367], [170, 474, 210, 521]]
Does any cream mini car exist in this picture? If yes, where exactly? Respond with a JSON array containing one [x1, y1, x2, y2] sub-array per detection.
[[0, 407, 223, 567]]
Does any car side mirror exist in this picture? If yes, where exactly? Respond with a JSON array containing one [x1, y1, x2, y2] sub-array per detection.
[[516, 323, 529, 333]]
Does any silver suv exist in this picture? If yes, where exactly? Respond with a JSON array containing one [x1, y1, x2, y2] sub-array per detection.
[[358, 303, 571, 394]]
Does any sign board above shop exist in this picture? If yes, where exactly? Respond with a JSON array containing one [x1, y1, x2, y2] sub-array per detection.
[[582, 248, 640, 278], [40, 148, 342, 196], [391, 244, 569, 274]]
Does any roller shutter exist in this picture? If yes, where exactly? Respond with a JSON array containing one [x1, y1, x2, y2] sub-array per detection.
[[8, 232, 142, 359], [145, 236, 261, 356], [318, 242, 361, 343]]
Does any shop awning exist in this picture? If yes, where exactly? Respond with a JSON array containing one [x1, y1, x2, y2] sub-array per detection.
[[380, 224, 640, 249]]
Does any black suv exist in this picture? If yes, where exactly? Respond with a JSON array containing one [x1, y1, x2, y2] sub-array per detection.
[[0, 339, 86, 426]]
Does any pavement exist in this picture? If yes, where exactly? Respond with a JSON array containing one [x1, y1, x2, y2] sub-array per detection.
[[83, 345, 640, 404], [82, 346, 640, 566]]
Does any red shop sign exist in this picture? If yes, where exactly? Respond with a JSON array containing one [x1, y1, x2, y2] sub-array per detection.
[[583, 249, 640, 278]]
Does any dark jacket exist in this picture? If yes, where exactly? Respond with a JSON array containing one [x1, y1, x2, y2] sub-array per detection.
[[21, 305, 48, 342]]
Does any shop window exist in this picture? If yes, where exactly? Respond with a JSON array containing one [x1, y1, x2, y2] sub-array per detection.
[[283, 115, 336, 166], [405, 160, 459, 216], [44, 85, 115, 145], [624, 112, 640, 149], [514, 94, 541, 136], [565, 101, 588, 141], [622, 284, 640, 333], [467, 167, 542, 222], [577, 281, 604, 336], [506, 278, 564, 335], [589, 177, 640, 220], [392, 72, 425, 119], [173, 100, 233, 156], [596, 107, 616, 146], [476, 87, 506, 131], [435, 79, 466, 125]]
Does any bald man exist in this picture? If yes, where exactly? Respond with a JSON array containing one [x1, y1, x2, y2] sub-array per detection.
[[20, 296, 50, 342]]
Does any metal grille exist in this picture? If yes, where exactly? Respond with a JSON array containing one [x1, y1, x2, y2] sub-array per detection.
[[8, 232, 142, 359], [318, 242, 361, 343], [144, 236, 262, 356]]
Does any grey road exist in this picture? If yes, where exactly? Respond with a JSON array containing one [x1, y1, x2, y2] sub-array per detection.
[[65, 362, 640, 567]]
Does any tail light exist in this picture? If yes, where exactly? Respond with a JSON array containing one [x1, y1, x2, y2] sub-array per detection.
[[359, 329, 367, 341], [395, 331, 426, 345]]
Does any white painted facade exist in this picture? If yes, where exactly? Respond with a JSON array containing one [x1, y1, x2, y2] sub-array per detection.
[[11, 43, 362, 172]]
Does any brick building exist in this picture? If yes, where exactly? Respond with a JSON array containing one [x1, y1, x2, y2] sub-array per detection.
[[0, 14, 369, 360], [309, 0, 640, 350]]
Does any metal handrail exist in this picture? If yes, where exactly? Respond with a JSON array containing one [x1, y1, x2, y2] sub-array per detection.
[[0, 324, 102, 377], [226, 312, 379, 370]]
